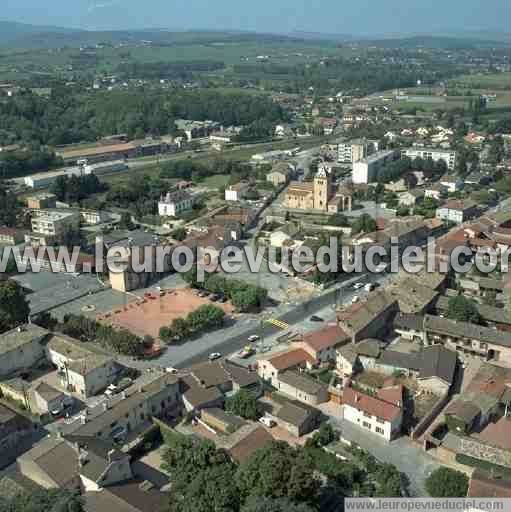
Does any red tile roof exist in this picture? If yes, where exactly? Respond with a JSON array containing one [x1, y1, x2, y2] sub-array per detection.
[[376, 384, 404, 407], [478, 417, 511, 450], [264, 349, 315, 371], [343, 387, 402, 422], [229, 426, 274, 463], [302, 324, 349, 352], [468, 471, 511, 498]]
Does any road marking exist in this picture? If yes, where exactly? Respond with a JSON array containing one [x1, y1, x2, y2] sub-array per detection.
[[267, 319, 289, 330]]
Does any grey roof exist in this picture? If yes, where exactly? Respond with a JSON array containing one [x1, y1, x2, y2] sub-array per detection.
[[202, 408, 246, 429], [419, 346, 457, 384], [18, 436, 79, 488], [276, 401, 318, 427], [380, 350, 420, 371], [190, 361, 231, 388], [445, 399, 481, 424], [221, 360, 259, 388], [387, 277, 439, 314], [70, 373, 179, 437], [33, 382, 64, 402], [0, 404, 17, 424], [183, 384, 224, 409], [0, 324, 49, 356], [338, 344, 359, 364], [394, 312, 425, 332], [355, 339, 385, 358], [435, 297, 511, 326], [340, 291, 397, 334], [424, 315, 511, 348], [278, 371, 327, 396]]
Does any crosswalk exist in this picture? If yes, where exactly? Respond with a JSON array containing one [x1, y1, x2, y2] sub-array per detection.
[[267, 318, 289, 330]]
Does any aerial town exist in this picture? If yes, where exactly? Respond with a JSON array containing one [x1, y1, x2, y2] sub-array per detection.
[[1, 6, 511, 512]]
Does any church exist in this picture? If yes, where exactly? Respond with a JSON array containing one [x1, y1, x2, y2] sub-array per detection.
[[284, 166, 353, 213]]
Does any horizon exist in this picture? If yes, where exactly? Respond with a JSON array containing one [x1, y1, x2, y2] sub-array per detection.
[[1, 0, 510, 36]]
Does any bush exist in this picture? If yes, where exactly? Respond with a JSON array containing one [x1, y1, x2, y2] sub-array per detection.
[[425, 467, 469, 497]]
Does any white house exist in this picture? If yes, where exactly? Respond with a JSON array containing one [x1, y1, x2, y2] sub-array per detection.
[[436, 200, 478, 224], [158, 190, 195, 217], [439, 174, 463, 193], [46, 334, 117, 398], [225, 181, 250, 202], [0, 325, 49, 378], [342, 386, 403, 442]]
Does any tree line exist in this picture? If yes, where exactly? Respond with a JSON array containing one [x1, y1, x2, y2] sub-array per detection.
[[0, 87, 287, 147], [159, 304, 226, 343]]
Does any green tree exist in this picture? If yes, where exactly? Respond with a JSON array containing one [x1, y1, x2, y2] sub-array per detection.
[[171, 227, 187, 241], [235, 441, 319, 504], [425, 467, 469, 497], [351, 214, 377, 235], [118, 212, 135, 230], [226, 389, 260, 420], [0, 280, 30, 333], [447, 295, 481, 324], [241, 497, 315, 512]]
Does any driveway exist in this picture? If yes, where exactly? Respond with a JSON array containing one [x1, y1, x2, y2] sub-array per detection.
[[326, 409, 441, 496]]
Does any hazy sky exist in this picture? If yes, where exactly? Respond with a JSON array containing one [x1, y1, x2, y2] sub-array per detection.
[[2, 0, 509, 34]]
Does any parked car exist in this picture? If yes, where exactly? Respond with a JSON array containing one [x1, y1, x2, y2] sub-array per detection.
[[364, 283, 374, 292], [111, 425, 128, 443], [248, 335, 260, 343], [310, 315, 324, 322], [352, 282, 364, 290], [209, 352, 221, 361], [259, 416, 276, 428]]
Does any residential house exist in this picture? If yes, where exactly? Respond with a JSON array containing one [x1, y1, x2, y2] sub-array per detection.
[[386, 277, 439, 314], [228, 425, 274, 463], [273, 370, 329, 406], [424, 182, 448, 201], [201, 408, 246, 434], [468, 470, 511, 498], [225, 181, 250, 202], [337, 291, 399, 343], [258, 348, 316, 383], [26, 193, 58, 210], [0, 227, 26, 245], [0, 404, 34, 470], [439, 175, 463, 193], [266, 162, 293, 187], [458, 277, 504, 300], [398, 189, 424, 207], [336, 338, 384, 376], [0, 324, 49, 378], [436, 200, 478, 224], [274, 400, 321, 437], [158, 190, 195, 217], [394, 313, 424, 341], [31, 382, 67, 415], [46, 334, 118, 398], [69, 372, 181, 441], [343, 385, 403, 441], [296, 324, 350, 363], [29, 209, 80, 245], [423, 314, 511, 365]]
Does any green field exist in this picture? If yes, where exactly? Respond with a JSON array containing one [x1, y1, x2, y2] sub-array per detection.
[[449, 72, 511, 90], [0, 39, 348, 81], [201, 174, 231, 189]]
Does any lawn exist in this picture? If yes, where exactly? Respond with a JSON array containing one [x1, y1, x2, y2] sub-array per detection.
[[200, 174, 231, 190]]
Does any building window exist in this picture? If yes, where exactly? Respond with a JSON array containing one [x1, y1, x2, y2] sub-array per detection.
[[363, 412, 372, 419], [362, 421, 371, 430], [375, 427, 385, 435]]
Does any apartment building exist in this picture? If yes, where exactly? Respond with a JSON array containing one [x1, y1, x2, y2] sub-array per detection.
[[30, 209, 80, 244], [436, 200, 479, 224], [402, 148, 456, 170], [352, 150, 397, 184], [338, 139, 378, 164]]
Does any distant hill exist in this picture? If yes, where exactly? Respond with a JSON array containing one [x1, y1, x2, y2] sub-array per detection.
[[0, 21, 306, 49], [356, 34, 511, 49]]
